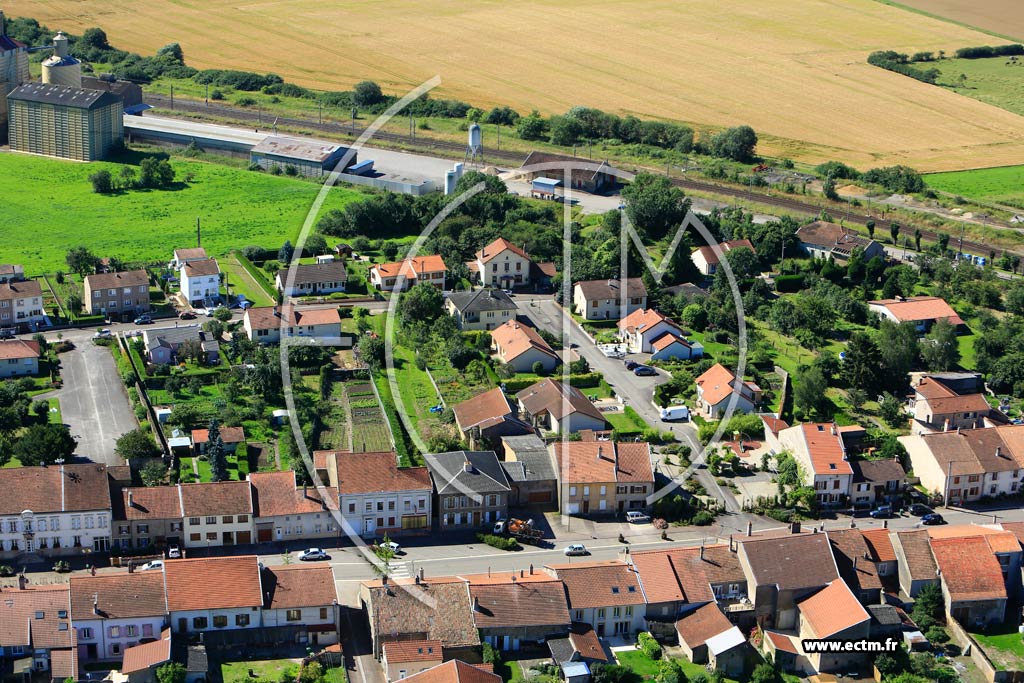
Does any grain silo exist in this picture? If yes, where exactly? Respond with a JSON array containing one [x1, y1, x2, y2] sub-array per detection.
[[0, 11, 31, 142], [41, 31, 82, 87]]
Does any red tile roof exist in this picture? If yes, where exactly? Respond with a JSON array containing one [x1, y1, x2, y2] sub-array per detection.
[[930, 536, 1007, 602], [250, 470, 333, 518], [0, 464, 111, 515], [121, 629, 171, 674], [0, 279, 42, 301], [695, 363, 755, 407], [553, 441, 654, 485], [0, 585, 73, 649], [263, 564, 336, 609], [676, 603, 734, 648], [798, 582, 869, 638], [826, 529, 882, 592], [452, 387, 515, 431], [333, 451, 432, 495], [84, 269, 149, 291], [192, 426, 246, 444], [165, 556, 263, 612], [894, 530, 938, 581], [182, 259, 220, 277], [914, 377, 991, 414], [517, 378, 605, 424], [617, 308, 674, 334], [761, 415, 789, 436], [926, 524, 1022, 554], [477, 238, 530, 264], [868, 296, 964, 326], [568, 623, 609, 662], [402, 661, 501, 683], [861, 529, 897, 563], [174, 248, 207, 261], [121, 486, 183, 521], [372, 255, 448, 279], [0, 339, 40, 360], [384, 639, 443, 663], [550, 561, 645, 609], [694, 240, 756, 266], [800, 423, 853, 476], [765, 630, 799, 655], [245, 305, 341, 330], [491, 320, 558, 363], [178, 480, 253, 516], [362, 577, 479, 649], [69, 572, 167, 620], [738, 533, 840, 591], [469, 580, 570, 628]]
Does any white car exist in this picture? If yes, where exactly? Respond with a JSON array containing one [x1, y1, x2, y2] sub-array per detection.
[[298, 548, 329, 561], [166, 545, 181, 559], [625, 511, 651, 523], [564, 543, 588, 556], [376, 541, 401, 554], [93, 329, 113, 339], [139, 560, 164, 571]]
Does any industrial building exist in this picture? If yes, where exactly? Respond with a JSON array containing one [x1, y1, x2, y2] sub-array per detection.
[[249, 136, 354, 177], [8, 82, 124, 161], [0, 11, 30, 142]]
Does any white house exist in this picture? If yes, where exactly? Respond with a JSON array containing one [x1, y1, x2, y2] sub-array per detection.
[[572, 278, 647, 321], [471, 238, 533, 289], [179, 481, 255, 548], [490, 319, 559, 373], [694, 364, 760, 419], [516, 379, 607, 435], [69, 571, 168, 662], [690, 240, 756, 277], [275, 262, 348, 298], [260, 564, 339, 646], [0, 339, 40, 378], [369, 255, 447, 293], [616, 308, 703, 360], [165, 556, 264, 633], [445, 289, 518, 331], [250, 470, 339, 543], [0, 464, 112, 557], [549, 562, 648, 638], [179, 259, 221, 307], [650, 334, 702, 362], [0, 279, 47, 330], [867, 296, 964, 334], [324, 450, 433, 538], [171, 248, 208, 270], [774, 423, 854, 506], [243, 305, 342, 344]]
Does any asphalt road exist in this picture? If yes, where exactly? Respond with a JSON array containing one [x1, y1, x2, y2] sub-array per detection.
[[46, 327, 138, 466]]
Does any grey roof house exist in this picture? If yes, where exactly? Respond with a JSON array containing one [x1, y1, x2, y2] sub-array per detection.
[[500, 434, 558, 508], [445, 289, 518, 331], [424, 451, 512, 530], [142, 324, 220, 365]]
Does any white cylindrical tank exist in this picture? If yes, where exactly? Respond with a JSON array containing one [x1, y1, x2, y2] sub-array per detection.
[[444, 170, 458, 195], [42, 32, 82, 87], [468, 123, 482, 150]]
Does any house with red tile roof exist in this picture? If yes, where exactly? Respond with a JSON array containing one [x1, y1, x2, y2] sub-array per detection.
[[179, 480, 254, 548], [451, 387, 533, 447], [572, 278, 647, 321], [383, 639, 443, 682], [796, 581, 870, 675], [471, 238, 534, 289], [491, 320, 559, 373], [860, 528, 899, 582], [691, 240, 756, 276], [547, 622, 611, 667], [370, 255, 447, 293], [120, 628, 172, 679], [868, 296, 964, 333], [249, 470, 338, 543], [796, 221, 885, 262], [164, 556, 264, 634], [324, 450, 432, 538], [694, 364, 760, 419], [469, 576, 570, 650], [617, 309, 703, 361], [629, 545, 749, 625], [191, 426, 245, 455], [179, 259, 221, 307], [547, 561, 647, 637], [0, 583, 76, 680], [825, 529, 883, 605], [890, 530, 939, 599], [243, 305, 342, 345], [552, 441, 654, 515], [261, 564, 339, 646], [517, 379, 607, 435], [909, 373, 1000, 434], [0, 339, 39, 378], [400, 660, 500, 683], [774, 423, 853, 506], [930, 536, 1007, 626], [70, 571, 168, 663], [675, 603, 747, 677], [112, 485, 185, 552]]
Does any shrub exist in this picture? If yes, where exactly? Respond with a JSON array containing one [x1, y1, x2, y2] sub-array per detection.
[[774, 273, 805, 293], [692, 510, 715, 526], [637, 632, 662, 660], [236, 96, 258, 107], [955, 44, 1024, 59], [475, 533, 518, 551], [210, 89, 224, 100], [0, 565, 13, 577]]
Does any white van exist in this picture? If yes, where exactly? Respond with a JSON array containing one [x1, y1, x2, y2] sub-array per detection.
[[660, 405, 690, 422], [625, 511, 651, 524]]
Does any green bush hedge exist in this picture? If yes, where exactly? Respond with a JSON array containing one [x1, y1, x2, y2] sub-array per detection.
[[500, 372, 602, 393], [637, 632, 662, 660], [475, 533, 518, 551]]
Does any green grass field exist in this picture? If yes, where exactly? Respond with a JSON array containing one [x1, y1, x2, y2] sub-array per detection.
[[0, 153, 366, 275], [925, 164, 1024, 207], [932, 57, 1024, 118]]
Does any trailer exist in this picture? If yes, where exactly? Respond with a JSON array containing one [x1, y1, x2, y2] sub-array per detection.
[[346, 159, 374, 176], [493, 518, 544, 545]]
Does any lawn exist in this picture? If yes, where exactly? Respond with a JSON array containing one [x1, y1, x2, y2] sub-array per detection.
[[926, 164, 1024, 208], [615, 650, 740, 683], [932, 57, 1024, 119], [972, 626, 1024, 671], [179, 451, 250, 483], [606, 409, 647, 435], [221, 658, 300, 682], [222, 254, 276, 307], [0, 153, 366, 275], [957, 332, 978, 370], [47, 398, 62, 425]]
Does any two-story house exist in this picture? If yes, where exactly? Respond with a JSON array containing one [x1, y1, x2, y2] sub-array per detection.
[[424, 451, 512, 530], [468, 573, 571, 651], [552, 441, 654, 516], [0, 464, 112, 557], [260, 564, 339, 646], [774, 423, 853, 507], [83, 270, 150, 321], [0, 264, 25, 283], [0, 279, 46, 331], [112, 486, 184, 551], [617, 309, 704, 360], [142, 325, 220, 365], [0, 339, 40, 379], [179, 481, 254, 548], [572, 278, 647, 321], [548, 561, 646, 638], [516, 379, 607, 435], [491, 320, 559, 373], [452, 387, 533, 448], [0, 582, 76, 680], [69, 571, 168, 662], [171, 248, 208, 270], [250, 470, 339, 543], [275, 261, 348, 298], [690, 240, 756, 277], [849, 458, 906, 508], [470, 238, 533, 289], [445, 289, 518, 332], [179, 259, 221, 307], [909, 373, 997, 434], [325, 450, 432, 538], [824, 529, 884, 606], [796, 221, 885, 263], [694, 363, 760, 419], [794, 581, 870, 675], [165, 556, 264, 634], [243, 305, 342, 345], [370, 255, 447, 293]]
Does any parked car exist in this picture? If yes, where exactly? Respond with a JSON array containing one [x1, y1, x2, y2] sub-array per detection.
[[633, 365, 657, 377], [921, 513, 945, 525], [564, 543, 588, 556], [166, 545, 181, 559], [298, 548, 329, 561], [660, 405, 690, 422], [502, 289, 514, 296], [624, 360, 639, 371], [178, 311, 197, 320], [93, 329, 113, 339], [625, 511, 651, 523], [375, 540, 401, 555], [134, 314, 153, 325], [869, 505, 893, 519], [0, 328, 14, 339], [909, 504, 933, 517], [139, 560, 164, 571]]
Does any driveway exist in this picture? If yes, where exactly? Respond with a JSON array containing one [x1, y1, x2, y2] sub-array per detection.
[[51, 329, 138, 465]]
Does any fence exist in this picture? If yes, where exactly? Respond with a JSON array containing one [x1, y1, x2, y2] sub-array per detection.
[[117, 333, 171, 456], [945, 617, 1020, 683]]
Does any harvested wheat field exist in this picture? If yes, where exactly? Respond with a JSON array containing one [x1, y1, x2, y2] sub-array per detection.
[[884, 0, 1024, 43], [11, 0, 1024, 170]]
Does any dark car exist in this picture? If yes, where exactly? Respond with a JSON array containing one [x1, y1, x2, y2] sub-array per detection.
[[921, 513, 945, 525], [869, 505, 893, 519], [633, 366, 657, 377], [909, 503, 933, 517], [624, 360, 639, 371], [178, 311, 197, 320], [134, 314, 153, 325]]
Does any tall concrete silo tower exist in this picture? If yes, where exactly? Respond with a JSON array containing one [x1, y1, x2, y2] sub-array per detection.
[[42, 31, 82, 87], [465, 122, 483, 165], [0, 11, 30, 141]]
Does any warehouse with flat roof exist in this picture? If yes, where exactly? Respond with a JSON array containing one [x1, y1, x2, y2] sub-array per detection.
[[8, 82, 123, 161], [249, 136, 354, 177]]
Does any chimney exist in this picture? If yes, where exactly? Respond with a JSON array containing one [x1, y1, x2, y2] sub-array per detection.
[[529, 564, 534, 575], [520, 569, 524, 578], [883, 520, 888, 529], [746, 521, 752, 537], [699, 544, 705, 560], [127, 490, 134, 508], [473, 596, 480, 612], [382, 575, 388, 586], [18, 573, 28, 590], [419, 567, 425, 581], [853, 556, 858, 570], [597, 445, 604, 460], [415, 574, 420, 585], [464, 461, 474, 474], [831, 423, 837, 436], [850, 520, 856, 528], [92, 594, 99, 615], [944, 418, 950, 432], [303, 484, 309, 499], [273, 305, 281, 318], [996, 446, 1003, 458], [790, 521, 801, 535], [729, 534, 736, 553]]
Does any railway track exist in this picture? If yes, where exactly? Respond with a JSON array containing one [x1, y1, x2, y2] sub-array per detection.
[[141, 92, 1020, 258]]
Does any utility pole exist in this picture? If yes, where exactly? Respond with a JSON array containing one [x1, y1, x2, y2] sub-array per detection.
[[958, 221, 965, 259], [318, 101, 322, 125], [204, 83, 208, 106], [170, 84, 174, 110]]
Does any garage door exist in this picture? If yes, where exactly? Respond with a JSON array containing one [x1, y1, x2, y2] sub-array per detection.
[[237, 531, 252, 545], [528, 491, 552, 503], [257, 529, 272, 543]]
